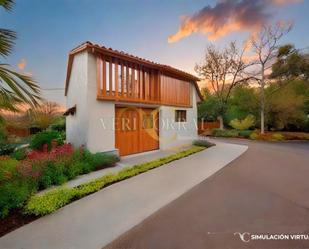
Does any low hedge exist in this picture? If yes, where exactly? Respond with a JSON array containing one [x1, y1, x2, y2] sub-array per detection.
[[24, 146, 205, 216], [211, 129, 253, 138], [249, 132, 285, 141]]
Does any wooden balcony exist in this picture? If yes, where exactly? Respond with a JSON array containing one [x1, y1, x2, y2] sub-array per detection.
[[96, 54, 192, 107]]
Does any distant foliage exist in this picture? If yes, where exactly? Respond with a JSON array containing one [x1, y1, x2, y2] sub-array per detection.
[[50, 117, 65, 132], [229, 115, 255, 130]]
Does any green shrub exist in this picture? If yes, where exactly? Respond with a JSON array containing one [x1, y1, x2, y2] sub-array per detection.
[[25, 146, 205, 216], [249, 132, 259, 140], [66, 161, 84, 179], [30, 130, 64, 151], [51, 162, 67, 185], [211, 129, 239, 137], [229, 114, 255, 130], [0, 158, 19, 182], [193, 140, 215, 148], [271, 133, 285, 141], [50, 117, 66, 132], [0, 180, 36, 218], [39, 162, 68, 188], [11, 147, 27, 160], [86, 152, 119, 170], [24, 188, 76, 216], [238, 130, 253, 138], [39, 173, 53, 189], [81, 162, 94, 174]]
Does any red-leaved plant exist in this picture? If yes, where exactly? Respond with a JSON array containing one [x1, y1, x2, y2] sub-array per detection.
[[27, 143, 74, 161]]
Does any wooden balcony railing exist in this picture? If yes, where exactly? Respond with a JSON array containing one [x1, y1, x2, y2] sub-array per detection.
[[96, 54, 192, 107]]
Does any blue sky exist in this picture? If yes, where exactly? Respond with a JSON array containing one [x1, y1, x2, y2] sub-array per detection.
[[0, 0, 308, 105]]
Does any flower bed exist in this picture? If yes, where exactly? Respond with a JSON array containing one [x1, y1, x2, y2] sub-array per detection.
[[25, 146, 205, 216], [0, 144, 118, 219], [0, 145, 206, 237]]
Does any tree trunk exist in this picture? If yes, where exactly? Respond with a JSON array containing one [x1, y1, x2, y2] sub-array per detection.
[[218, 115, 224, 130], [260, 64, 265, 134]]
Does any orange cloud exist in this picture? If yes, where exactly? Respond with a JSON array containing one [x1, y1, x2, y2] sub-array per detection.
[[17, 58, 26, 70], [271, 0, 302, 5], [168, 0, 302, 43]]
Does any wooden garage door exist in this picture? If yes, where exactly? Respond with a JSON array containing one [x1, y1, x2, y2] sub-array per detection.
[[115, 107, 159, 156]]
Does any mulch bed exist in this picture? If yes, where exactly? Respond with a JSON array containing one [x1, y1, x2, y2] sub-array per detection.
[[0, 210, 38, 237]]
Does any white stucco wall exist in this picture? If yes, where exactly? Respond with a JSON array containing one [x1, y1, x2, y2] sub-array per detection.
[[66, 51, 89, 148], [66, 52, 116, 153], [159, 84, 198, 150], [66, 50, 198, 154], [86, 53, 116, 153]]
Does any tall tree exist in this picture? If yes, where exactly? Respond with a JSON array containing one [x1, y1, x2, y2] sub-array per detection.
[[0, 0, 41, 112], [250, 22, 292, 134], [195, 42, 253, 129], [270, 44, 309, 81]]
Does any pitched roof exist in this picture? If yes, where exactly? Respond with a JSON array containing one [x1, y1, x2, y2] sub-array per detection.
[[65, 41, 202, 99]]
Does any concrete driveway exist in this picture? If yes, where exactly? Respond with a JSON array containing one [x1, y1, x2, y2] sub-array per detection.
[[105, 139, 309, 249], [0, 141, 247, 249]]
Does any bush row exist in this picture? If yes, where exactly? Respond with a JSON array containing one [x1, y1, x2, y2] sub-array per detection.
[[24, 146, 205, 216], [211, 129, 253, 138], [210, 129, 286, 141]]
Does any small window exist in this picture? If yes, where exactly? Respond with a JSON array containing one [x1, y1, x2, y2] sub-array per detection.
[[175, 110, 186, 122]]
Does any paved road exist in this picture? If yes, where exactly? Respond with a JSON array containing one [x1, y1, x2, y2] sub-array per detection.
[[105, 140, 309, 249]]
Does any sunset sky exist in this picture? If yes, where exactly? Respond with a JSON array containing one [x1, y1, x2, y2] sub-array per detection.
[[0, 0, 308, 105]]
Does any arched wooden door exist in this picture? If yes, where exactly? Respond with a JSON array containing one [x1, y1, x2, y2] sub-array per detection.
[[115, 107, 159, 156]]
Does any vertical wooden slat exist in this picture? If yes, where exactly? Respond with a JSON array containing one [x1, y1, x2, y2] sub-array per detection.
[[121, 61, 124, 96], [141, 67, 145, 100], [102, 56, 106, 96], [146, 70, 149, 101], [115, 58, 118, 98], [137, 65, 140, 99], [150, 70, 154, 101], [131, 64, 135, 99], [158, 71, 161, 103], [125, 63, 129, 97], [109, 57, 113, 96], [96, 55, 101, 97]]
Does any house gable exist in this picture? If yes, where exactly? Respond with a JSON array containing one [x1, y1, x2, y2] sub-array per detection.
[[65, 42, 203, 105]]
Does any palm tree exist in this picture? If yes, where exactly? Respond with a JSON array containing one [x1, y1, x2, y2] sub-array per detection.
[[0, 0, 41, 112]]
